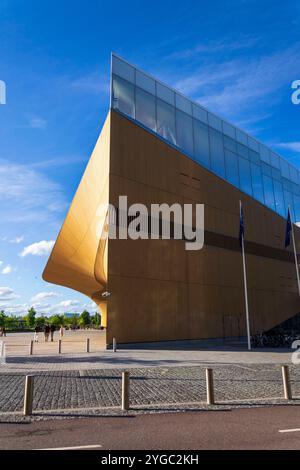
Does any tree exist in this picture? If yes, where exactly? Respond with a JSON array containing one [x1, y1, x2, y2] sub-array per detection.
[[80, 310, 91, 328], [50, 315, 64, 328], [92, 312, 101, 328], [70, 315, 79, 330], [0, 310, 6, 327], [25, 307, 36, 328], [35, 316, 46, 329]]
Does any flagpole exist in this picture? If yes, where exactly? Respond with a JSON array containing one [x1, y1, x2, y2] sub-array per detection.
[[240, 200, 251, 351], [290, 207, 300, 296]]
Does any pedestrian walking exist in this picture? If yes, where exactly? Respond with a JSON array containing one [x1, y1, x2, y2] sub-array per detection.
[[59, 325, 64, 339], [34, 325, 39, 342], [50, 324, 56, 342], [44, 324, 50, 342]]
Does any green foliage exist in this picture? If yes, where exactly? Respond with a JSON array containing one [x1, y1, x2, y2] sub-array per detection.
[[50, 314, 64, 327], [0, 310, 7, 327], [80, 310, 91, 327], [0, 309, 101, 331], [25, 307, 36, 328], [92, 312, 101, 328], [35, 316, 46, 329]]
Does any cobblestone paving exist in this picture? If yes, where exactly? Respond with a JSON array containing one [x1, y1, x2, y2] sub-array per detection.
[[1, 364, 300, 416]]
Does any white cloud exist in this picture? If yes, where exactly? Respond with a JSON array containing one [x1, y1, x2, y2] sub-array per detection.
[[167, 36, 260, 60], [0, 261, 3, 266], [9, 236, 24, 244], [31, 291, 61, 302], [70, 72, 109, 95], [26, 116, 47, 129], [2, 265, 12, 275], [0, 298, 97, 316], [172, 43, 300, 119], [0, 303, 29, 315], [0, 286, 19, 301], [275, 142, 300, 153], [57, 300, 80, 309], [0, 159, 67, 224], [19, 240, 55, 257]]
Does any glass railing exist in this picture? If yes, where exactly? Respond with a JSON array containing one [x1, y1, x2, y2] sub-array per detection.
[[110, 53, 300, 221]]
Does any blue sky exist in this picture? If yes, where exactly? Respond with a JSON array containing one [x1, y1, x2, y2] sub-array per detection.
[[0, 0, 300, 316]]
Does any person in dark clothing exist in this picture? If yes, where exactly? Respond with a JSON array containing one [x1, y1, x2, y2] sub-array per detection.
[[44, 324, 50, 342], [50, 324, 56, 342]]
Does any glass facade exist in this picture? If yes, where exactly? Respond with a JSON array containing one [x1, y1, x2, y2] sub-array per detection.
[[111, 54, 300, 221]]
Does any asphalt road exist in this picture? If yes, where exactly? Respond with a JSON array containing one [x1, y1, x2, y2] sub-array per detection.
[[1, 406, 300, 450]]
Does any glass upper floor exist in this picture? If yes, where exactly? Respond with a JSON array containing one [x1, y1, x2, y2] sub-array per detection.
[[110, 54, 300, 222]]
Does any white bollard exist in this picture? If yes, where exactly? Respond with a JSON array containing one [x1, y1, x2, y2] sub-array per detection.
[[122, 371, 130, 411], [23, 375, 34, 416], [113, 337, 117, 352]]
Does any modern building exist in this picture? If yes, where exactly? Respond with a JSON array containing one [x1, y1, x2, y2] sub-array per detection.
[[43, 54, 300, 346]]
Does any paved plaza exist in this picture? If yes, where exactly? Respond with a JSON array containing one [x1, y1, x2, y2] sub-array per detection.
[[0, 364, 300, 419], [0, 331, 299, 420]]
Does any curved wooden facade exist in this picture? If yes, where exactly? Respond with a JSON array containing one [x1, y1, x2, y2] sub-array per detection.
[[43, 110, 300, 346]]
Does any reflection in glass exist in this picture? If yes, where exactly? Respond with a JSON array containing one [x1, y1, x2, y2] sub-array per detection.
[[176, 109, 193, 156], [237, 143, 249, 159], [156, 82, 175, 105], [112, 56, 135, 83], [263, 175, 275, 210], [251, 163, 264, 203], [156, 98, 176, 145], [293, 195, 300, 222], [280, 159, 290, 179], [193, 120, 210, 168], [111, 55, 300, 221], [209, 128, 225, 178], [273, 180, 285, 216], [224, 135, 237, 153], [112, 75, 135, 118], [284, 191, 295, 220], [225, 150, 239, 187], [239, 158, 252, 195], [136, 70, 155, 94], [135, 87, 156, 132]]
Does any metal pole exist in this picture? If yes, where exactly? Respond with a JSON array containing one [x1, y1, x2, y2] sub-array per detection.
[[122, 371, 130, 410], [29, 340, 33, 356], [23, 375, 34, 416], [113, 337, 117, 352], [291, 220, 300, 296], [282, 365, 292, 400], [206, 368, 215, 405], [58, 339, 62, 354], [86, 338, 90, 353], [240, 201, 251, 351]]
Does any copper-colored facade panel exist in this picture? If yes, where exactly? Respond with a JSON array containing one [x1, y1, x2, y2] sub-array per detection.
[[43, 109, 300, 346]]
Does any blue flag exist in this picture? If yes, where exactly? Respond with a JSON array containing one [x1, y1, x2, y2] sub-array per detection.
[[285, 207, 292, 248], [239, 203, 244, 248]]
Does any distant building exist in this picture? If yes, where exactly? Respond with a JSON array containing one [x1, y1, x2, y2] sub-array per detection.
[[64, 313, 80, 318]]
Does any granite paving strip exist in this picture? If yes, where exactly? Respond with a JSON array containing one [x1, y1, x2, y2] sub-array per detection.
[[0, 364, 300, 416]]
